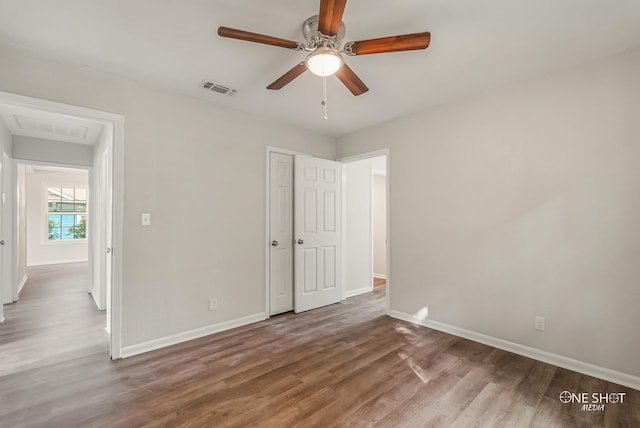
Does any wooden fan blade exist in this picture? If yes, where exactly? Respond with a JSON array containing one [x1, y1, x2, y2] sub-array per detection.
[[348, 32, 431, 55], [335, 63, 368, 96], [267, 62, 307, 90], [318, 0, 347, 36], [218, 26, 300, 50]]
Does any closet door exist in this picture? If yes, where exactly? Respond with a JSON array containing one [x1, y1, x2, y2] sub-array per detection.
[[269, 152, 294, 315]]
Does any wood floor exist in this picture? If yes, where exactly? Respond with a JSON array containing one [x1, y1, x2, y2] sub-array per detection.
[[1, 270, 638, 427], [373, 277, 386, 288], [0, 263, 108, 377]]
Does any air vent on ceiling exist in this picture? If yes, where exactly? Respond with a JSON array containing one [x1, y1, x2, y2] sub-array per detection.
[[200, 80, 238, 96], [14, 114, 88, 139]]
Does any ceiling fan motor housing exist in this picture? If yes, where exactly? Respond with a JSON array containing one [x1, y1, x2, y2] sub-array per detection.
[[302, 15, 345, 49]]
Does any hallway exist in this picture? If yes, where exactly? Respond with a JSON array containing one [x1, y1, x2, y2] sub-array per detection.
[[0, 262, 109, 376]]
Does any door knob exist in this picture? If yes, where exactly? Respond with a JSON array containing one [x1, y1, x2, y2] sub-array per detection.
[[0, 240, 4, 246], [297, 239, 304, 245], [106, 248, 112, 253], [271, 240, 278, 247]]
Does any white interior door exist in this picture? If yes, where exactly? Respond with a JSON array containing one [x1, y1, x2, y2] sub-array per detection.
[[269, 152, 294, 315], [90, 139, 113, 333], [91, 162, 104, 304], [294, 155, 342, 313], [101, 148, 113, 330]]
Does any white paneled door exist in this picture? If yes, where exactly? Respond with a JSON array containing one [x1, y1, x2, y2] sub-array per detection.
[[101, 148, 113, 329], [294, 155, 342, 313], [269, 152, 294, 315]]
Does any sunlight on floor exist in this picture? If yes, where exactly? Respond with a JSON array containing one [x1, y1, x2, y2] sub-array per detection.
[[394, 322, 430, 384]]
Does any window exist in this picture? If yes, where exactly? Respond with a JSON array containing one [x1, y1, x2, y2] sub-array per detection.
[[47, 187, 87, 240]]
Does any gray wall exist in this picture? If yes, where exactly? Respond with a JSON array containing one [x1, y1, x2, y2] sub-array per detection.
[[337, 48, 640, 378], [0, 41, 337, 348], [0, 117, 11, 155]]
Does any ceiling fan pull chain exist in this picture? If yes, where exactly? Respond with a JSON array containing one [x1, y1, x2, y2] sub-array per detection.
[[322, 75, 328, 120]]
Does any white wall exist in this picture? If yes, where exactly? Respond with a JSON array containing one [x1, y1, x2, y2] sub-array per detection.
[[343, 156, 386, 296], [343, 159, 373, 296], [0, 41, 337, 349], [372, 173, 386, 277], [26, 169, 89, 266], [337, 48, 640, 379], [13, 136, 94, 167]]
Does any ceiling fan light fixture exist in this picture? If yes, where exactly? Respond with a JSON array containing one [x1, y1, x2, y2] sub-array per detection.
[[305, 47, 343, 76]]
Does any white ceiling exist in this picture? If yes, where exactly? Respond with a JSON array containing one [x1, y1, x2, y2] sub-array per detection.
[[1, 0, 639, 137]]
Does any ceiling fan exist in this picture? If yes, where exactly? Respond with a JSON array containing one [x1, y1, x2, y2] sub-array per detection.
[[218, 0, 431, 96]]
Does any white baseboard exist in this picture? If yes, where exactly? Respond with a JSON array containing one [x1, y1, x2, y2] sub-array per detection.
[[373, 273, 387, 279], [17, 275, 27, 296], [120, 312, 267, 358], [27, 258, 88, 267], [388, 310, 640, 391], [345, 286, 374, 298]]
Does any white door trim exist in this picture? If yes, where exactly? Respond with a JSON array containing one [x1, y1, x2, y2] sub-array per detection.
[[338, 149, 390, 163], [0, 90, 125, 359], [338, 149, 390, 314]]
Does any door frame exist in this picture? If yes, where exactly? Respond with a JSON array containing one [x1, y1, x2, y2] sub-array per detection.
[[338, 149, 390, 314], [0, 90, 125, 359]]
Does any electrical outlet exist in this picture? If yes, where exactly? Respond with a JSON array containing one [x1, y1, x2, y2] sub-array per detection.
[[535, 316, 545, 331], [209, 298, 217, 311]]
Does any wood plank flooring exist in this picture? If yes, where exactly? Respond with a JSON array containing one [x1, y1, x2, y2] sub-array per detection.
[[1, 269, 638, 427], [0, 263, 108, 377], [373, 277, 386, 288]]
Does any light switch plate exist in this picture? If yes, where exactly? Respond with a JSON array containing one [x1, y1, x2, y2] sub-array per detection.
[[141, 213, 151, 226]]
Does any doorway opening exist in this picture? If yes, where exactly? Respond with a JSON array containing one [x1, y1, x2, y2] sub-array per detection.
[[372, 169, 387, 290], [0, 91, 123, 359], [340, 151, 389, 312]]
